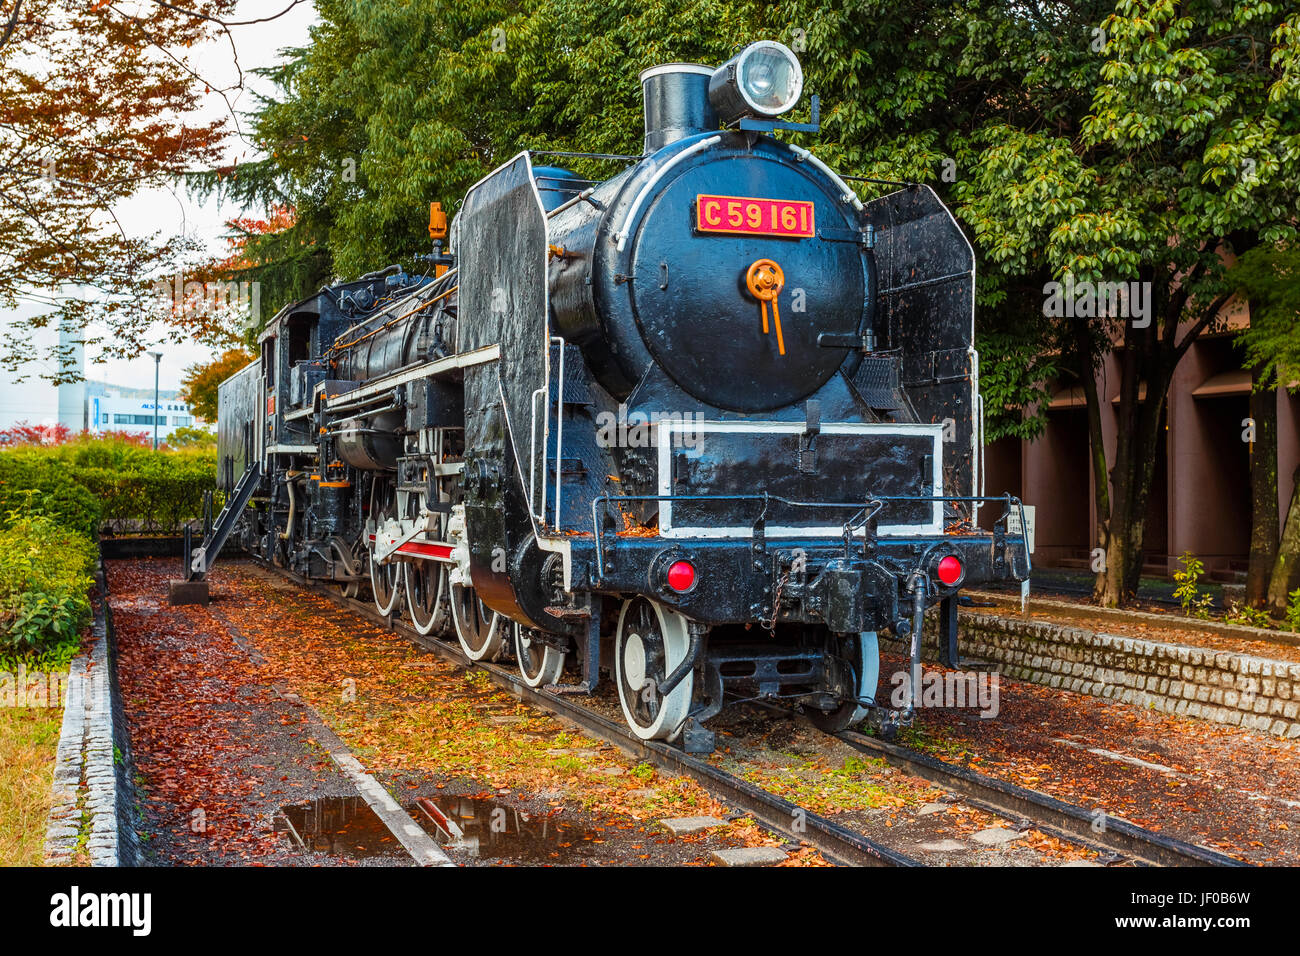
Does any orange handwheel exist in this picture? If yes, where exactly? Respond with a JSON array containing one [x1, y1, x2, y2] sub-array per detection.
[[745, 258, 787, 356]]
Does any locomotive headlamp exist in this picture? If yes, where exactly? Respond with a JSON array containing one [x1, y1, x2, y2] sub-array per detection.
[[709, 41, 804, 123]]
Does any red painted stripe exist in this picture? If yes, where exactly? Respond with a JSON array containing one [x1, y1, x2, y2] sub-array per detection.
[[366, 533, 452, 560], [397, 542, 453, 559]]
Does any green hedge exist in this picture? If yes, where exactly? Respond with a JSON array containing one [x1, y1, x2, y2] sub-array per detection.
[[0, 456, 102, 536], [72, 458, 217, 536], [0, 515, 98, 662], [2, 436, 217, 536]]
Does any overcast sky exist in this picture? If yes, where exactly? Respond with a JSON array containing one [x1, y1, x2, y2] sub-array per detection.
[[0, 0, 318, 423]]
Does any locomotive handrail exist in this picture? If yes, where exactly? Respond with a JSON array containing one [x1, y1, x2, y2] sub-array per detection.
[[552, 336, 567, 530], [588, 491, 1031, 580], [614, 135, 721, 253]]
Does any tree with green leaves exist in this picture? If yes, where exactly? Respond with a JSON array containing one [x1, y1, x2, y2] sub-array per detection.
[[1234, 243, 1300, 614], [194, 0, 1300, 608]]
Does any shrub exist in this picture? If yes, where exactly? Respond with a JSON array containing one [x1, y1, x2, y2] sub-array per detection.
[[1173, 552, 1214, 619], [166, 425, 217, 451], [73, 456, 217, 536], [1287, 589, 1300, 634], [2, 434, 218, 536], [0, 456, 101, 537], [0, 516, 97, 657], [1225, 602, 1274, 629]]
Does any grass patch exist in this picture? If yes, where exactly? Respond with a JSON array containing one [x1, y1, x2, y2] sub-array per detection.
[[0, 708, 62, 865], [894, 724, 977, 760], [740, 754, 906, 815]]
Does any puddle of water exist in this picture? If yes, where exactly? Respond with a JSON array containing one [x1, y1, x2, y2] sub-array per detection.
[[277, 797, 405, 860], [410, 795, 597, 863]]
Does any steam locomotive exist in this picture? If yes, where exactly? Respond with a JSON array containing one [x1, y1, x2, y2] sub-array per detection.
[[204, 41, 1031, 751]]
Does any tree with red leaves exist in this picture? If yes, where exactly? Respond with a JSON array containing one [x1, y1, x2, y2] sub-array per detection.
[[0, 420, 71, 446], [0, 0, 238, 380]]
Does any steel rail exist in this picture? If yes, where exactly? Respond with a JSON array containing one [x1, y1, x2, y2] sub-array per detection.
[[253, 561, 919, 868], [836, 729, 1248, 868]]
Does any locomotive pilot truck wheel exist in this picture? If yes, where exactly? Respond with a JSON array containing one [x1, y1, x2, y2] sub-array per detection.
[[807, 631, 880, 733], [615, 597, 694, 742]]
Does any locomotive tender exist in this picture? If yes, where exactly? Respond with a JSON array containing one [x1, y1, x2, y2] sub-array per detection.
[[206, 41, 1030, 751]]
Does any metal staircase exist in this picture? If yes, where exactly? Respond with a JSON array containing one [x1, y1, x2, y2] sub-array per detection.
[[186, 462, 260, 581]]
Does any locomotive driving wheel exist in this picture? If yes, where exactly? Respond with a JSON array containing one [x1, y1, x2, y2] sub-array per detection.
[[404, 561, 448, 635], [404, 485, 450, 635], [450, 582, 504, 661], [367, 479, 404, 616], [614, 597, 694, 742], [514, 624, 565, 688]]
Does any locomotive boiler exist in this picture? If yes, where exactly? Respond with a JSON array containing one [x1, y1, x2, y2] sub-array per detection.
[[203, 40, 1031, 751]]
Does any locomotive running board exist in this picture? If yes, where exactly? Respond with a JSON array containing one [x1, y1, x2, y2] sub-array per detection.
[[323, 345, 501, 411]]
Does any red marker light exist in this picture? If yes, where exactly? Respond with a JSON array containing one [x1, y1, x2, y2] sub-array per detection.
[[666, 560, 696, 592], [936, 555, 963, 587]]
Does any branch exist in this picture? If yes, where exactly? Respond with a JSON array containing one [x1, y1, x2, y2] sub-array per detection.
[[0, 0, 22, 53], [148, 0, 308, 28], [1174, 291, 1234, 363]]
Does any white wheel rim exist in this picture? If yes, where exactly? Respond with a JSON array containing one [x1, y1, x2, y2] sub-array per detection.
[[614, 598, 693, 742], [369, 553, 403, 616], [515, 624, 565, 687], [404, 561, 447, 635], [451, 584, 504, 661]]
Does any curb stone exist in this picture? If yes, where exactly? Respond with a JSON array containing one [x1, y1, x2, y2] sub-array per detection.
[[44, 559, 141, 866]]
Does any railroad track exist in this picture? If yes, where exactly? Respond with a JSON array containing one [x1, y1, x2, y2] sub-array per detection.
[[835, 729, 1247, 867], [249, 561, 1247, 868], [253, 562, 918, 867]]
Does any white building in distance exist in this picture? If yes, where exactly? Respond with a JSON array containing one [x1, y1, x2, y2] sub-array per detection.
[[89, 391, 197, 441]]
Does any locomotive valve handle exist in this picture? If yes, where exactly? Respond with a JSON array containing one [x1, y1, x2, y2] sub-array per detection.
[[745, 258, 787, 356]]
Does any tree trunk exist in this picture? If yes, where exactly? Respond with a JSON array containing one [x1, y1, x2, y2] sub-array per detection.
[[1247, 374, 1279, 607], [1075, 325, 1111, 600], [1095, 316, 1169, 607], [1103, 390, 1165, 604], [1268, 466, 1300, 615]]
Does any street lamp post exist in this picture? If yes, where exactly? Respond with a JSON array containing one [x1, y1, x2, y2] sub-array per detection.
[[148, 351, 162, 450]]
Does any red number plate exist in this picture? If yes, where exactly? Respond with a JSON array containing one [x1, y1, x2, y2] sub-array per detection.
[[695, 194, 815, 238]]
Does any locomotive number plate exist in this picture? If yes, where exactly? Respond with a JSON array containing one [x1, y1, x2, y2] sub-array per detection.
[[695, 194, 814, 238]]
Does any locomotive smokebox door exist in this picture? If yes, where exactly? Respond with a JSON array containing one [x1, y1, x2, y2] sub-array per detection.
[[457, 152, 551, 520]]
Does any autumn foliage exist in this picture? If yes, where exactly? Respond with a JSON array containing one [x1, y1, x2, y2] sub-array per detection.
[[0, 0, 237, 377], [180, 348, 255, 423]]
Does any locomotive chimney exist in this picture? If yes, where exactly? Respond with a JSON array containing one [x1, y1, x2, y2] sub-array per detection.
[[639, 63, 718, 154]]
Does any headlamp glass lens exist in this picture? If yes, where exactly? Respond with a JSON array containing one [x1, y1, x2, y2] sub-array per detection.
[[741, 47, 800, 113]]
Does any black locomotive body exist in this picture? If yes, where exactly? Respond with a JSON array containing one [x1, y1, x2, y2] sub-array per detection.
[[209, 42, 1030, 750]]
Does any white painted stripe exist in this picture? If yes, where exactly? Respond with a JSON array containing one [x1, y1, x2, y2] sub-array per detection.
[[329, 751, 455, 867]]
